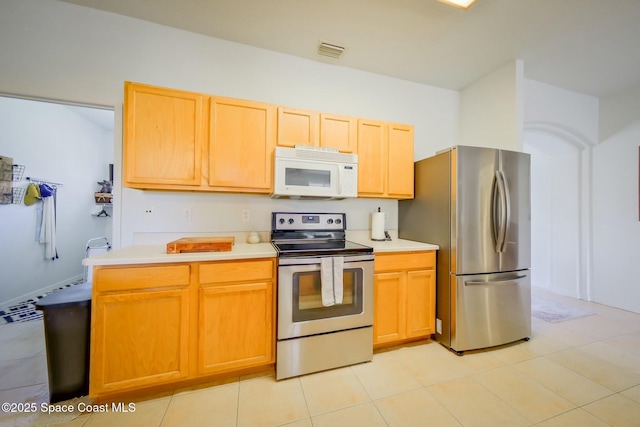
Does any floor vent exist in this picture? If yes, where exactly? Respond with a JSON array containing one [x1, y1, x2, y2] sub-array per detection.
[[317, 42, 345, 59]]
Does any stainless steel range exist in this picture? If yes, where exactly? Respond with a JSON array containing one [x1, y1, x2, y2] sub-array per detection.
[[271, 212, 374, 380]]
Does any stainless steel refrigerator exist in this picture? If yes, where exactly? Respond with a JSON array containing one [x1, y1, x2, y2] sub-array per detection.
[[399, 146, 531, 354]]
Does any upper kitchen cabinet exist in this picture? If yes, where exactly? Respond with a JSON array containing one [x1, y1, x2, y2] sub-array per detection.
[[124, 82, 276, 194], [277, 107, 318, 148], [124, 82, 207, 188], [209, 97, 276, 193], [357, 119, 386, 196], [387, 123, 414, 198], [357, 119, 414, 199], [320, 113, 357, 153], [277, 107, 357, 153]]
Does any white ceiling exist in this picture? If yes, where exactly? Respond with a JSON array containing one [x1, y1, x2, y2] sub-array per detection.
[[59, 0, 640, 98]]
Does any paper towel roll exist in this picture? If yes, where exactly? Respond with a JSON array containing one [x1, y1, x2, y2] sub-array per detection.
[[371, 211, 386, 240]]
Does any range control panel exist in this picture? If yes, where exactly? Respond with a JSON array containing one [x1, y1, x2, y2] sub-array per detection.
[[272, 212, 346, 231]]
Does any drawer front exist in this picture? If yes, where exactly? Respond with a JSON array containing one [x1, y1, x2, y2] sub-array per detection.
[[94, 264, 191, 292], [200, 259, 275, 285], [375, 251, 435, 272]]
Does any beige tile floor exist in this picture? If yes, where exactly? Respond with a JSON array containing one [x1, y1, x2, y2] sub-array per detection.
[[1, 288, 640, 427]]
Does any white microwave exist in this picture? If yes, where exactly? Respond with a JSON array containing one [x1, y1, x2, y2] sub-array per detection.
[[271, 146, 358, 199]]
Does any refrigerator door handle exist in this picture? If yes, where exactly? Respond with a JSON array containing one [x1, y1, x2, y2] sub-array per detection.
[[464, 275, 527, 285], [492, 171, 508, 252], [499, 170, 511, 252]]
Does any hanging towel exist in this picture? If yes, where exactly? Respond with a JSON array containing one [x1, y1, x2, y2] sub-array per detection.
[[321, 257, 335, 306], [333, 256, 344, 304], [39, 184, 58, 260]]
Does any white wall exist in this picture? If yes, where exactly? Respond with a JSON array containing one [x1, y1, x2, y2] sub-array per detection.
[[522, 79, 640, 314], [0, 0, 459, 250], [593, 87, 640, 313], [523, 133, 582, 297], [592, 122, 640, 313], [600, 83, 640, 141], [459, 60, 524, 151], [0, 97, 113, 305], [523, 79, 599, 301]]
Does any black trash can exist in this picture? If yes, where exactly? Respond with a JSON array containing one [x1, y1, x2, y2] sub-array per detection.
[[35, 282, 92, 403]]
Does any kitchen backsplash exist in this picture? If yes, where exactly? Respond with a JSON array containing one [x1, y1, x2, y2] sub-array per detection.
[[120, 189, 398, 247]]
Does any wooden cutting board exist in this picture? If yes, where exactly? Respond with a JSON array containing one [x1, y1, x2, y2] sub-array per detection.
[[166, 237, 235, 254]]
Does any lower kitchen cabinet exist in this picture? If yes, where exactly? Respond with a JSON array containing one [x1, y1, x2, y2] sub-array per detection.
[[90, 264, 191, 396], [373, 251, 436, 347], [373, 271, 405, 343], [198, 259, 275, 374], [89, 258, 276, 399]]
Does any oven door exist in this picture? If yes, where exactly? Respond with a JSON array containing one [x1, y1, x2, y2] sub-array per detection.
[[278, 254, 374, 340]]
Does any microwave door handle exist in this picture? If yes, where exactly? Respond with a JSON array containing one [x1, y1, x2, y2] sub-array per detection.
[[336, 165, 342, 196]]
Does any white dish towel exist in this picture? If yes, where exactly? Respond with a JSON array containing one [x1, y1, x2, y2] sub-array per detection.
[[39, 195, 57, 260], [333, 256, 344, 304], [320, 256, 345, 306], [321, 257, 335, 306]]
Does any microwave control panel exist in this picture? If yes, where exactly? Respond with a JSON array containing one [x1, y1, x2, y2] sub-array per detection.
[[340, 164, 358, 197]]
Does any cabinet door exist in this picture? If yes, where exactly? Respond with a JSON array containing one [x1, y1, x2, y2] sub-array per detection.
[[357, 119, 386, 196], [91, 288, 190, 394], [124, 82, 206, 187], [277, 107, 319, 148], [387, 124, 414, 199], [405, 269, 436, 338], [198, 281, 274, 374], [320, 113, 357, 153], [373, 272, 405, 344], [210, 97, 276, 192]]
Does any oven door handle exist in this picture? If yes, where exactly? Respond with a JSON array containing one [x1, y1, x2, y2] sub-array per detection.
[[277, 254, 375, 266]]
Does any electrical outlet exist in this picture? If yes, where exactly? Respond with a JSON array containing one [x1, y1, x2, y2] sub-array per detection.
[[184, 208, 192, 221], [242, 209, 251, 222], [144, 207, 153, 214]]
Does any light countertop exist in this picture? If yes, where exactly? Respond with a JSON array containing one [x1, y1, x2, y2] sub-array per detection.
[[347, 230, 439, 253], [83, 231, 438, 266], [82, 242, 277, 266]]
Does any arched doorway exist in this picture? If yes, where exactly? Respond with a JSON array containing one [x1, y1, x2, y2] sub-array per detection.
[[523, 122, 593, 301]]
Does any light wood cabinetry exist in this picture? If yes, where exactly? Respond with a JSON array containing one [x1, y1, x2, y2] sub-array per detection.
[[387, 124, 415, 198], [373, 251, 436, 347], [89, 258, 276, 399], [357, 120, 386, 196], [123, 82, 276, 193], [357, 120, 414, 199], [320, 113, 357, 153], [209, 97, 276, 193], [90, 264, 191, 395], [277, 107, 357, 153], [124, 82, 207, 188], [373, 271, 404, 343], [123, 81, 414, 199], [198, 259, 275, 374], [277, 107, 318, 148]]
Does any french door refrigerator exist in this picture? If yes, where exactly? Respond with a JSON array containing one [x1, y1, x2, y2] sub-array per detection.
[[399, 146, 531, 354]]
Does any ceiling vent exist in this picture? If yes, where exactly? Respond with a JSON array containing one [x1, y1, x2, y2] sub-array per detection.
[[317, 42, 345, 59]]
